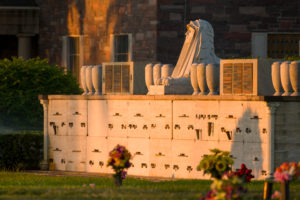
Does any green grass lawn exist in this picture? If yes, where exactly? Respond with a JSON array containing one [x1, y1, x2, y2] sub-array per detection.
[[0, 172, 299, 200]]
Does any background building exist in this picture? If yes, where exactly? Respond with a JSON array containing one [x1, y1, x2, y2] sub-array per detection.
[[1, 0, 300, 81]]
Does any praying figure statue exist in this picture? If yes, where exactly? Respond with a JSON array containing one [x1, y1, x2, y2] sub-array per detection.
[[145, 19, 220, 95]]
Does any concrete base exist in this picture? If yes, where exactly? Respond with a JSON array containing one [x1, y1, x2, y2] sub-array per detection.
[[148, 85, 193, 95]]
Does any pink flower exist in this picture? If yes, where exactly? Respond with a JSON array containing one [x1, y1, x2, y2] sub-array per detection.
[[271, 190, 281, 199], [89, 183, 95, 188], [274, 171, 291, 183]]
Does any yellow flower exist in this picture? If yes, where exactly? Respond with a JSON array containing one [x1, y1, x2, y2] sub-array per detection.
[[216, 160, 227, 172]]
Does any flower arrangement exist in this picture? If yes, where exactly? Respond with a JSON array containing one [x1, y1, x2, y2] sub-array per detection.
[[197, 149, 234, 179], [199, 149, 255, 200], [202, 172, 247, 200], [107, 144, 132, 186], [234, 164, 254, 182], [273, 162, 300, 183], [271, 190, 281, 200]]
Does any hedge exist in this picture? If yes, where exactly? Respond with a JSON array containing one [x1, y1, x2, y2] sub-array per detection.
[[0, 132, 43, 170], [0, 57, 82, 130]]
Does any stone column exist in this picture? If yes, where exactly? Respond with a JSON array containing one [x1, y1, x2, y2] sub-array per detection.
[[266, 102, 280, 178], [40, 99, 49, 170], [17, 34, 33, 60]]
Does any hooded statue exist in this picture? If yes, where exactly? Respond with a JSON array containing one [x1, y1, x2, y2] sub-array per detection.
[[146, 19, 220, 94]]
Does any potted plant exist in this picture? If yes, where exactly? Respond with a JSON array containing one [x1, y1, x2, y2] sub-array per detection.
[[107, 144, 132, 186]]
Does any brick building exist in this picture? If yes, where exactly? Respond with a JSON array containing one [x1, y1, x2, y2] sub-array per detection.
[[1, 0, 300, 80]]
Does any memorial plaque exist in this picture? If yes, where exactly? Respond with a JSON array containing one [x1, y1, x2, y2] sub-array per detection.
[[113, 65, 121, 93], [223, 63, 233, 94], [105, 65, 113, 93], [121, 65, 130, 93], [221, 60, 256, 95], [233, 63, 243, 94], [243, 63, 253, 94], [102, 62, 133, 94]]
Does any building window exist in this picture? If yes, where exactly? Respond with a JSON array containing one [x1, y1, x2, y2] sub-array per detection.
[[62, 35, 83, 82], [267, 34, 300, 58], [252, 33, 300, 58], [111, 34, 132, 62]]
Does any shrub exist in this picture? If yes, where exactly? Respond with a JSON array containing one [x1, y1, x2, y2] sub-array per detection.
[[0, 132, 43, 170], [0, 57, 82, 129]]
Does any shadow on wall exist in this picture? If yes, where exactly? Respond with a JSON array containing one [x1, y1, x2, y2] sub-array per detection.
[[230, 108, 263, 179]]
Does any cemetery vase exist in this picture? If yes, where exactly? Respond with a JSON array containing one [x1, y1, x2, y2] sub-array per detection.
[[114, 175, 123, 187], [289, 61, 300, 96], [190, 63, 199, 95], [263, 181, 273, 200], [206, 63, 219, 95], [91, 65, 102, 95], [145, 63, 153, 94], [161, 64, 173, 79], [80, 66, 88, 95], [280, 62, 291, 96], [197, 63, 207, 95], [153, 64, 162, 85], [271, 62, 282, 96], [280, 181, 289, 200], [85, 65, 95, 95]]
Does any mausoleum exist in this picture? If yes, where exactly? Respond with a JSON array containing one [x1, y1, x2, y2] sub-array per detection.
[[39, 19, 300, 180]]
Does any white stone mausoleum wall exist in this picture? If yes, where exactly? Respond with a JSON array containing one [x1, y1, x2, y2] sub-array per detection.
[[40, 95, 300, 180]]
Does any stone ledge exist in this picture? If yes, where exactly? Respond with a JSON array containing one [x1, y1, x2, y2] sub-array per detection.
[[38, 94, 300, 102]]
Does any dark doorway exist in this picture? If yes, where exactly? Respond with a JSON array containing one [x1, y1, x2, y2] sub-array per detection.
[[0, 35, 18, 59]]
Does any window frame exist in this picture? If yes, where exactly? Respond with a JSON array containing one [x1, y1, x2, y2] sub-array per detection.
[[110, 33, 132, 62], [62, 35, 84, 82]]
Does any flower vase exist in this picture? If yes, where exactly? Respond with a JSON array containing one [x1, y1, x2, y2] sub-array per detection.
[[190, 63, 199, 95], [263, 181, 273, 200], [80, 66, 88, 95], [153, 64, 161, 85], [197, 63, 207, 95], [114, 175, 123, 187], [206, 63, 219, 95], [271, 62, 282, 96], [280, 62, 291, 96], [280, 181, 289, 200], [145, 63, 153, 94], [85, 66, 95, 95], [92, 65, 102, 95], [289, 61, 300, 96]]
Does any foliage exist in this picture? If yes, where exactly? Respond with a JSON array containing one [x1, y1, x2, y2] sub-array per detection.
[[0, 132, 43, 170], [274, 162, 300, 183], [0, 57, 81, 129], [107, 144, 132, 180], [202, 172, 248, 200], [197, 149, 234, 179], [283, 56, 300, 61], [234, 164, 254, 182]]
